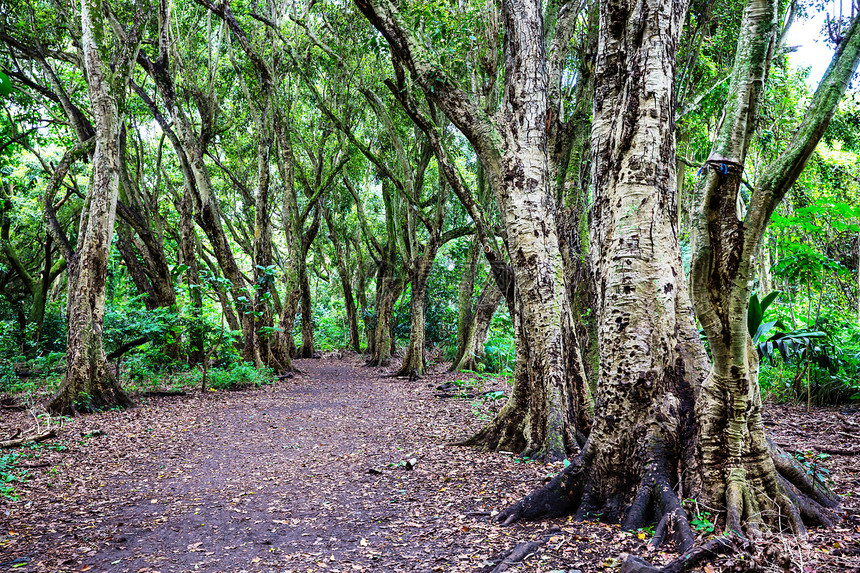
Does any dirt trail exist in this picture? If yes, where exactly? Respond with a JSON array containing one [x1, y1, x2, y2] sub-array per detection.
[[1, 359, 556, 572], [2, 357, 859, 572], [91, 359, 503, 572]]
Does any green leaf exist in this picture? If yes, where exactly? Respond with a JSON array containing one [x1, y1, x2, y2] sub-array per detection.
[[759, 291, 780, 314], [747, 294, 762, 337], [171, 264, 189, 277], [0, 72, 12, 96], [753, 320, 778, 344]]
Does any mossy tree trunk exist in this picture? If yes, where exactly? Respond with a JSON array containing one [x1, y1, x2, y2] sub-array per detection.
[[689, 0, 860, 535], [49, 0, 137, 415], [498, 0, 859, 549], [1, 182, 66, 352], [357, 0, 583, 459]]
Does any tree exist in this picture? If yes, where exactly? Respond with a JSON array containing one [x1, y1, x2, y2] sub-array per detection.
[[689, 1, 860, 533], [496, 0, 858, 558], [48, 0, 140, 414], [355, 0, 580, 459]]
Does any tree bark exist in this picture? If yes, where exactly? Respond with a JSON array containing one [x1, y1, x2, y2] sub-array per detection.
[[298, 207, 321, 358], [396, 252, 433, 377], [48, 0, 134, 415], [367, 258, 403, 367], [496, 0, 705, 543], [688, 0, 860, 534]]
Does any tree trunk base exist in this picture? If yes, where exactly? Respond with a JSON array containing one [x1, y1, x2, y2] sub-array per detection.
[[496, 437, 840, 551], [449, 355, 478, 373], [365, 354, 391, 367], [458, 404, 530, 458], [395, 349, 425, 379], [47, 382, 134, 416]]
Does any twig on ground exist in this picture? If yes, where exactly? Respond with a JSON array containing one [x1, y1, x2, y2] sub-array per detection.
[[0, 428, 57, 448]]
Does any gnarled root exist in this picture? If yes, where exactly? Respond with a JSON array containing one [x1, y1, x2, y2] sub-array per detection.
[[496, 449, 590, 525], [769, 438, 840, 518], [622, 437, 695, 552], [621, 535, 746, 573], [497, 438, 695, 552], [458, 412, 529, 457], [364, 355, 391, 367]]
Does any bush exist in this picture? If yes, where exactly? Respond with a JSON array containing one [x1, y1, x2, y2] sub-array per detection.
[[194, 362, 274, 390], [483, 310, 515, 374]]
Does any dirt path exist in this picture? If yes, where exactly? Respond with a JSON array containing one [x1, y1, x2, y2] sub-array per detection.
[[2, 357, 859, 572], [1, 359, 559, 572]]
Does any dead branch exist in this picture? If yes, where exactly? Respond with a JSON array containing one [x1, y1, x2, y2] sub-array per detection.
[[0, 428, 57, 448]]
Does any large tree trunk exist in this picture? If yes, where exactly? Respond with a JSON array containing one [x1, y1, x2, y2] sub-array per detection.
[[49, 0, 133, 415], [367, 260, 403, 367], [463, 0, 572, 460], [354, 235, 375, 355], [499, 0, 859, 549], [248, 112, 289, 371], [342, 265, 361, 353], [297, 207, 321, 359], [688, 0, 860, 535], [496, 0, 705, 545], [297, 261, 315, 358]]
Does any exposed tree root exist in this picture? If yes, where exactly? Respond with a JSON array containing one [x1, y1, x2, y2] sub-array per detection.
[[496, 434, 841, 562], [489, 540, 544, 573], [496, 447, 591, 525], [487, 529, 558, 573], [768, 438, 840, 510], [621, 535, 744, 573], [393, 362, 422, 380], [364, 355, 391, 368], [816, 446, 860, 455], [458, 412, 529, 460], [48, 381, 134, 416], [622, 438, 695, 552]]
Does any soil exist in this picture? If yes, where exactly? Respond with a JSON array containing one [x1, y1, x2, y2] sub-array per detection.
[[1, 355, 859, 572]]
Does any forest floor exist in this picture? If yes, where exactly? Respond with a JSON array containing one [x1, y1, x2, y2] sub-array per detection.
[[1, 355, 859, 573]]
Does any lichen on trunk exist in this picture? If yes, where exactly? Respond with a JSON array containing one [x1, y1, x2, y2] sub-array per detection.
[[48, 0, 134, 415]]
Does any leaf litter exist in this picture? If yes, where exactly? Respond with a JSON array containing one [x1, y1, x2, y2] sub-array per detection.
[[0, 356, 858, 572]]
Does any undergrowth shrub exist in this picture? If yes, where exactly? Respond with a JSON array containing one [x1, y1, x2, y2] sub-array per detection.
[[193, 362, 274, 390]]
